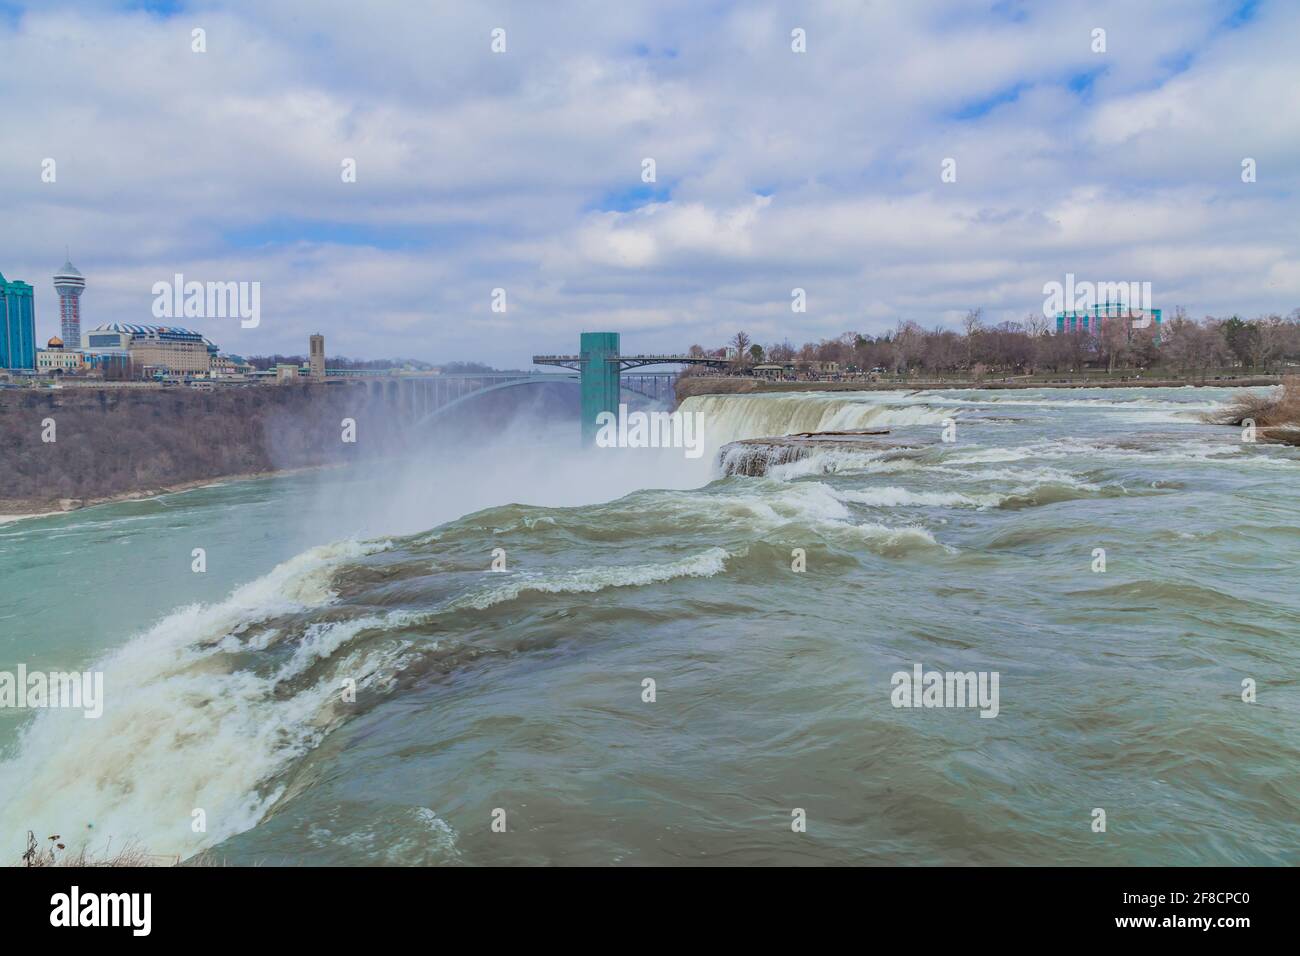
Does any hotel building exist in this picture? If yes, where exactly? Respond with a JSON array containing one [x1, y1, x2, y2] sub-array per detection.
[[0, 270, 37, 370], [83, 323, 217, 377]]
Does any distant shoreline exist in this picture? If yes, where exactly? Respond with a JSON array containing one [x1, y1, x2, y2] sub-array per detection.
[[0, 464, 339, 526], [674, 374, 1282, 403]]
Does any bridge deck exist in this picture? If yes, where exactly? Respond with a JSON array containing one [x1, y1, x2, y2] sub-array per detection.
[[533, 354, 729, 370]]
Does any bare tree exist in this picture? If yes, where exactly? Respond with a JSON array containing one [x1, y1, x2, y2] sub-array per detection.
[[962, 308, 984, 369], [683, 309, 1300, 381], [1024, 312, 1050, 338], [893, 320, 926, 373], [730, 331, 752, 368], [767, 340, 795, 363]]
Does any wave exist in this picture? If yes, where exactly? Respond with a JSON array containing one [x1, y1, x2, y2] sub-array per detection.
[[656, 480, 952, 556], [833, 486, 1004, 509], [0, 531, 748, 862], [828, 478, 1108, 513], [929, 464, 1102, 490], [720, 437, 1107, 494], [838, 521, 945, 550], [936, 436, 1298, 470], [1063, 578, 1260, 611], [0, 538, 395, 863], [911, 386, 1229, 414], [448, 547, 731, 611]]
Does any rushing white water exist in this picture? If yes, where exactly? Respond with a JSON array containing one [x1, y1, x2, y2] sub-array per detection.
[[0, 539, 393, 859], [682, 391, 957, 450]]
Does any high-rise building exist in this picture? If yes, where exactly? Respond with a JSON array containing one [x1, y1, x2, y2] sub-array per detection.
[[53, 256, 86, 350], [1055, 303, 1162, 344], [309, 333, 325, 380], [0, 270, 37, 370]]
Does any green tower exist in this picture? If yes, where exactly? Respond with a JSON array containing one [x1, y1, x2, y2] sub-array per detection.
[[580, 331, 620, 446]]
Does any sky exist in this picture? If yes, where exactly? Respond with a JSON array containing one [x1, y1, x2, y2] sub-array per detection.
[[1, 0, 1297, 367]]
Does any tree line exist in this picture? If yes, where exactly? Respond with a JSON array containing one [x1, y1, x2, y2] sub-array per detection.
[[684, 309, 1300, 379], [244, 354, 438, 371]]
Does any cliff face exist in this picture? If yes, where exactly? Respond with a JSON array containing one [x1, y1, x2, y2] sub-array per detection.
[[0, 384, 408, 510]]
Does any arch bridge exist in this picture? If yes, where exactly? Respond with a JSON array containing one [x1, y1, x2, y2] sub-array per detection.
[[324, 333, 716, 438], [534, 332, 728, 444], [348, 369, 680, 430]]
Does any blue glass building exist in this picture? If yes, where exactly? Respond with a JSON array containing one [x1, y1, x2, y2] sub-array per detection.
[[0, 270, 38, 370]]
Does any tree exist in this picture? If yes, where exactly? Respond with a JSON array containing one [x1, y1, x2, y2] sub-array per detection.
[[767, 340, 795, 363], [1220, 316, 1256, 367], [1246, 315, 1285, 371], [893, 320, 926, 373], [676, 307, 1300, 382], [1099, 316, 1131, 373], [1024, 312, 1050, 338], [962, 308, 984, 369], [730, 331, 752, 367]]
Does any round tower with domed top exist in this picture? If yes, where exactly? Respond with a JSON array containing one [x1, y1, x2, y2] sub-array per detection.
[[53, 254, 86, 350]]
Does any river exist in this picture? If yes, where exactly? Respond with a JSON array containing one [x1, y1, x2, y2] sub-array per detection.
[[1, 386, 1297, 865]]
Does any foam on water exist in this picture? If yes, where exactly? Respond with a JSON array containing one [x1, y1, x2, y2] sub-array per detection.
[[833, 486, 1005, 509], [0, 538, 393, 861], [448, 547, 731, 611]]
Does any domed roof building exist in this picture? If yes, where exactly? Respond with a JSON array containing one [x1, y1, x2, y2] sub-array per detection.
[[35, 332, 84, 374]]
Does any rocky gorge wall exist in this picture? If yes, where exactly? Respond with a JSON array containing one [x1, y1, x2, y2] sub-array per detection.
[[0, 384, 408, 512]]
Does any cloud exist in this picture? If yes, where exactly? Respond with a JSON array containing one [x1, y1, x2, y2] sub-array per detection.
[[0, 0, 1296, 365]]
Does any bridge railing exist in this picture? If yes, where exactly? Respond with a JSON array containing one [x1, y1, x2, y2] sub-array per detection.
[[533, 355, 717, 363]]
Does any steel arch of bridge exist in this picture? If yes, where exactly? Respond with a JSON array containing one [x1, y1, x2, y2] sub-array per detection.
[[410, 373, 575, 428], [409, 371, 675, 429]]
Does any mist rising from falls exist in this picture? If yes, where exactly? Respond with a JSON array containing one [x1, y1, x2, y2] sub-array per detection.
[[283, 391, 959, 539]]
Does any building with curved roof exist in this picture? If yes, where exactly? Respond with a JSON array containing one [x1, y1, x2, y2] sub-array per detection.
[[83, 323, 218, 377]]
